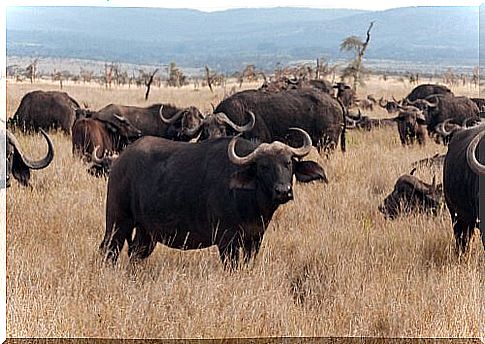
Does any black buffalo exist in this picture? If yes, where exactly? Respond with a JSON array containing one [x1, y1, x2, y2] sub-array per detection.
[[9, 90, 81, 134], [443, 124, 485, 254], [205, 88, 345, 153], [100, 129, 327, 268], [407, 94, 480, 138], [90, 103, 204, 141], [333, 82, 356, 108], [5, 129, 54, 187], [394, 105, 427, 145], [404, 84, 453, 102], [379, 169, 442, 219]]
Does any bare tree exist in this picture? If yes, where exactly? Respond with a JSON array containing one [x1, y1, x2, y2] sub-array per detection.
[[340, 21, 374, 91], [144, 69, 159, 101], [205, 65, 213, 92], [26, 58, 39, 84]]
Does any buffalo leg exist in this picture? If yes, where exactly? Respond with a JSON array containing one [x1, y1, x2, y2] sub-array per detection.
[[99, 217, 134, 264], [242, 237, 262, 263], [128, 228, 156, 262], [453, 218, 474, 255]]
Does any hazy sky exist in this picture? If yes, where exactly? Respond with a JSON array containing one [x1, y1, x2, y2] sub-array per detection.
[[4, 0, 483, 11]]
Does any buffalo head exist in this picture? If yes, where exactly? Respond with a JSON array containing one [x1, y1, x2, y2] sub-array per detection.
[[5, 129, 54, 187], [159, 105, 204, 140], [394, 105, 427, 145], [228, 128, 327, 204], [194, 111, 255, 142], [378, 97, 401, 114], [378, 169, 443, 219]]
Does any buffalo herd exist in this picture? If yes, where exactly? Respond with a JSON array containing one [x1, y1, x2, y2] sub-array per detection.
[[3, 80, 484, 268]]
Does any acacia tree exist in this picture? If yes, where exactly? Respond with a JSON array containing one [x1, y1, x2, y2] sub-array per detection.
[[340, 21, 374, 91]]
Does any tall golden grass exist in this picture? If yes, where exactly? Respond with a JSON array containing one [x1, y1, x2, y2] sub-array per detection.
[[5, 76, 484, 338]]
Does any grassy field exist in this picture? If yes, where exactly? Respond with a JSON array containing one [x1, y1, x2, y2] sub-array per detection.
[[5, 76, 484, 338]]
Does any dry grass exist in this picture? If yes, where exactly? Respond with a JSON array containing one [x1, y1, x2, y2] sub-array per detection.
[[5, 77, 484, 338]]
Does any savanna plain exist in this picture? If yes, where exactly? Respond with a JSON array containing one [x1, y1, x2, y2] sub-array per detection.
[[5, 76, 484, 338]]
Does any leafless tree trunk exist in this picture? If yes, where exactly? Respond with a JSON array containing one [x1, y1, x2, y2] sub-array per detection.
[[145, 69, 159, 101], [205, 66, 213, 93]]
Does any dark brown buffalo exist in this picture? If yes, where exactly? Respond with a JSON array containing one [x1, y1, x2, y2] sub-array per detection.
[[210, 88, 346, 153], [357, 95, 377, 112], [9, 90, 81, 134], [404, 84, 453, 102], [187, 110, 255, 141], [5, 129, 54, 187], [378, 97, 401, 114], [443, 124, 485, 254], [408, 95, 480, 138], [379, 169, 443, 219], [333, 82, 356, 108], [394, 106, 427, 145], [71, 114, 141, 168], [100, 129, 327, 268], [90, 103, 203, 141], [260, 77, 333, 95], [345, 111, 396, 131]]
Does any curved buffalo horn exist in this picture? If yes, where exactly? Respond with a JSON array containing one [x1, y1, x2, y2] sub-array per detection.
[[159, 105, 185, 124], [91, 146, 105, 165], [228, 128, 312, 166], [410, 167, 417, 176], [288, 77, 299, 84], [378, 97, 388, 108], [7, 129, 54, 170], [422, 95, 440, 107], [466, 130, 485, 175], [392, 96, 399, 104], [436, 119, 454, 136], [113, 114, 127, 122], [217, 111, 255, 133]]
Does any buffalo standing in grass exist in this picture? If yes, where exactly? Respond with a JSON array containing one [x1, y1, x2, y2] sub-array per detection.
[[379, 169, 442, 219], [407, 95, 479, 137], [394, 105, 427, 145], [404, 84, 453, 102], [72, 114, 141, 158], [443, 124, 485, 254], [100, 128, 327, 268], [9, 90, 82, 134], [90, 103, 204, 141], [208, 88, 346, 153], [4, 129, 54, 187]]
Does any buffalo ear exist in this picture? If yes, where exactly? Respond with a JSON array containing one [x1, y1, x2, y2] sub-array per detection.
[[294, 160, 328, 183], [229, 167, 256, 190], [12, 152, 30, 186]]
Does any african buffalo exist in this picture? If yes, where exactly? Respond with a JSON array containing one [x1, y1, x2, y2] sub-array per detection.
[[333, 82, 356, 108], [260, 77, 333, 95], [379, 169, 443, 219], [407, 94, 480, 138], [404, 84, 453, 102], [90, 103, 203, 141], [378, 97, 401, 114], [443, 124, 485, 254], [345, 111, 396, 131], [72, 114, 141, 166], [9, 90, 81, 134], [188, 110, 255, 141], [5, 129, 54, 187], [211, 88, 346, 153], [394, 106, 427, 145], [100, 128, 327, 268]]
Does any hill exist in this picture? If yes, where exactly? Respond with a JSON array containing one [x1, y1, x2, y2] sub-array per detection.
[[6, 6, 479, 72]]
